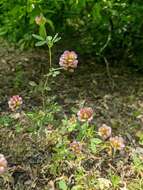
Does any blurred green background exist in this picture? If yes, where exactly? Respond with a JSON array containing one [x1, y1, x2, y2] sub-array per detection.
[[0, 0, 143, 67]]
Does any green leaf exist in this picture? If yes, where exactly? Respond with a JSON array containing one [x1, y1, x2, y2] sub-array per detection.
[[46, 19, 55, 31], [35, 41, 46, 47], [53, 33, 61, 43], [71, 185, 83, 190], [91, 138, 102, 144], [32, 34, 44, 41], [0, 28, 7, 36], [90, 138, 102, 153], [53, 33, 58, 40], [0, 115, 12, 127], [53, 37, 61, 43], [58, 180, 68, 190], [92, 3, 102, 22], [39, 24, 47, 39], [29, 81, 37, 87]]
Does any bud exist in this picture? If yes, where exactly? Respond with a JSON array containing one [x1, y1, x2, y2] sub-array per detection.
[[35, 15, 46, 25]]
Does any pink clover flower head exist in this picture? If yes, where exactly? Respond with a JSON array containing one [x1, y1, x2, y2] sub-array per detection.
[[77, 107, 93, 122], [110, 136, 125, 150], [35, 15, 46, 25], [0, 154, 7, 174], [8, 95, 23, 111], [70, 141, 82, 154], [98, 124, 112, 140], [59, 50, 78, 72]]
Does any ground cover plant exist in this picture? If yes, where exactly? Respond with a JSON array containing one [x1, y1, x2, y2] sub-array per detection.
[[0, 36, 143, 189], [0, 1, 143, 190]]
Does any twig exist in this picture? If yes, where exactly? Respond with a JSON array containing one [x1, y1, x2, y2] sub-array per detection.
[[98, 18, 115, 90], [103, 56, 115, 90]]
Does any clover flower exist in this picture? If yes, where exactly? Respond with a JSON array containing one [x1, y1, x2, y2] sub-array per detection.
[[70, 141, 82, 154], [77, 107, 93, 122], [0, 154, 7, 174], [98, 124, 112, 140], [35, 15, 46, 25], [8, 95, 23, 111], [59, 50, 78, 72], [110, 136, 125, 150]]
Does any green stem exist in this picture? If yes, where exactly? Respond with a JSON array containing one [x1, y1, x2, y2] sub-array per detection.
[[49, 47, 52, 68], [112, 148, 116, 158], [42, 74, 49, 109]]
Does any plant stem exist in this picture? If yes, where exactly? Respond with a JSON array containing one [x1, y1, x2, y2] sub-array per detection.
[[103, 56, 115, 90], [49, 47, 52, 68], [42, 74, 49, 109]]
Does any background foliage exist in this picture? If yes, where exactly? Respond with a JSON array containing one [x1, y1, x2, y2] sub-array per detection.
[[0, 0, 143, 66]]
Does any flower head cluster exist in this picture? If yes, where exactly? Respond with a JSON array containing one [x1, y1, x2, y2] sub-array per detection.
[[0, 154, 7, 174], [98, 124, 112, 140], [8, 95, 23, 111], [70, 141, 82, 154], [77, 107, 93, 122], [59, 51, 78, 72], [110, 136, 125, 150], [35, 15, 46, 25]]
